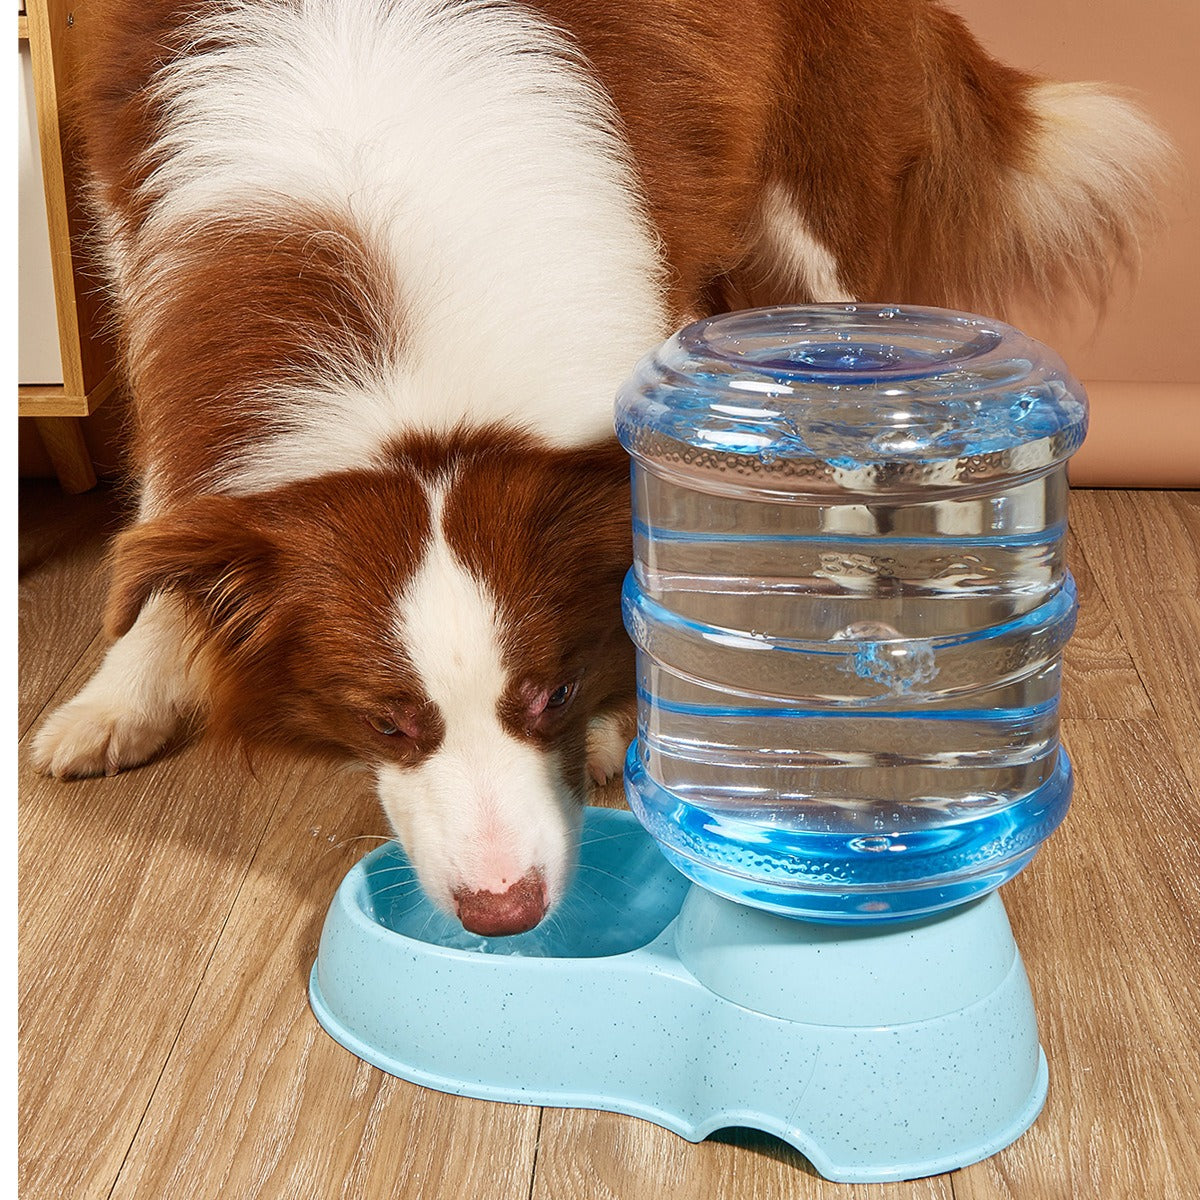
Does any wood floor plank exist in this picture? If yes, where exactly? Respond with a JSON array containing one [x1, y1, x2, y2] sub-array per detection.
[[532, 1109, 951, 1199], [18, 699, 280, 1200], [1106, 589, 1200, 795], [953, 718, 1200, 1200], [17, 482, 127, 736], [1061, 525, 1153, 721], [1069, 491, 1200, 603], [1068, 487, 1199, 787], [108, 761, 540, 1200]]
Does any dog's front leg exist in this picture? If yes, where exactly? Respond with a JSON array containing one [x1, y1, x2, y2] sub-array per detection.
[[31, 592, 204, 779], [586, 703, 637, 789]]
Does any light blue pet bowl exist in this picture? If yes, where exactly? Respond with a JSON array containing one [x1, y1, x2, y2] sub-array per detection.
[[309, 805, 1047, 1184]]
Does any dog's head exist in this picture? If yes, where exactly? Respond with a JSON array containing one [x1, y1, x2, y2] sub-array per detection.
[[109, 432, 635, 934]]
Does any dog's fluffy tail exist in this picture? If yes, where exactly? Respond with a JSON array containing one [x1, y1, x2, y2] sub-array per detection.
[[882, 13, 1176, 315]]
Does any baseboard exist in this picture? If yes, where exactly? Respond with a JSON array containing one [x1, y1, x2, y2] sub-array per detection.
[[1069, 381, 1199, 489]]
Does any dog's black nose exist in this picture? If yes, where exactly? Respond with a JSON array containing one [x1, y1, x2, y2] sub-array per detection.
[[453, 869, 548, 937]]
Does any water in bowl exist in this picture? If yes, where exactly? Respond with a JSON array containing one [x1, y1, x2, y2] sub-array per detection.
[[360, 806, 691, 957]]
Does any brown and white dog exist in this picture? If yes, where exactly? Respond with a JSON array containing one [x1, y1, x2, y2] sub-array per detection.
[[33, 0, 1169, 934]]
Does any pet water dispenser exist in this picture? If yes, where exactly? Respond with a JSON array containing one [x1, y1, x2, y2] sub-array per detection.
[[310, 305, 1086, 1183]]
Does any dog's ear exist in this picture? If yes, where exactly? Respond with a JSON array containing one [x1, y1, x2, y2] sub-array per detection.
[[556, 438, 634, 574], [104, 496, 279, 643]]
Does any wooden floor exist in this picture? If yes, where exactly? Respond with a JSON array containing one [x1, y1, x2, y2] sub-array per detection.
[[18, 480, 1200, 1200]]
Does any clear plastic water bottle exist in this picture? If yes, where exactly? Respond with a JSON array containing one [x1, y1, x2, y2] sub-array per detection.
[[616, 305, 1086, 922]]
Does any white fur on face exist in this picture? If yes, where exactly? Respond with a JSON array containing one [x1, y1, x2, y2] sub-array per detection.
[[379, 484, 582, 914], [122, 0, 666, 496]]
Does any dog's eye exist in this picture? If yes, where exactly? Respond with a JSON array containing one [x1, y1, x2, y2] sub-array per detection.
[[366, 714, 401, 736], [524, 679, 580, 723]]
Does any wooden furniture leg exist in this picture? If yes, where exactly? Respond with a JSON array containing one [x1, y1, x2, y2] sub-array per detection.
[[34, 416, 97, 494]]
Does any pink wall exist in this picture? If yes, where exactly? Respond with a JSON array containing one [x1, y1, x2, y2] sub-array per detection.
[[949, 0, 1199, 484]]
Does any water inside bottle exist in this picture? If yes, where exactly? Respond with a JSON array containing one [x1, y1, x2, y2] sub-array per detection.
[[617, 305, 1084, 920]]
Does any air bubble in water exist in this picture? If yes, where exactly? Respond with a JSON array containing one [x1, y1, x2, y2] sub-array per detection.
[[832, 621, 939, 692]]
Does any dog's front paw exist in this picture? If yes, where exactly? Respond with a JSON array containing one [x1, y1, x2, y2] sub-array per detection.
[[31, 692, 180, 779], [586, 709, 636, 788]]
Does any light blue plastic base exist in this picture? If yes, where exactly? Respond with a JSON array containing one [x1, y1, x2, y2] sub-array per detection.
[[309, 807, 1047, 1184]]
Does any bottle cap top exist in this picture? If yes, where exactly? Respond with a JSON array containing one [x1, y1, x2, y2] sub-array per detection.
[[615, 305, 1089, 496]]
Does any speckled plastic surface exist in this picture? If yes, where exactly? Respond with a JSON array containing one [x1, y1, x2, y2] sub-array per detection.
[[309, 806, 1047, 1183]]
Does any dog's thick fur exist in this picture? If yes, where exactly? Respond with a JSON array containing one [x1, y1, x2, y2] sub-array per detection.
[[33, 0, 1170, 933]]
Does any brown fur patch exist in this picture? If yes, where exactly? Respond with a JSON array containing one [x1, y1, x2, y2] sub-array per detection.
[[435, 434, 636, 746], [106, 468, 441, 762], [537, 0, 1168, 316], [529, 0, 784, 319], [64, 1, 205, 234], [124, 211, 402, 506]]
